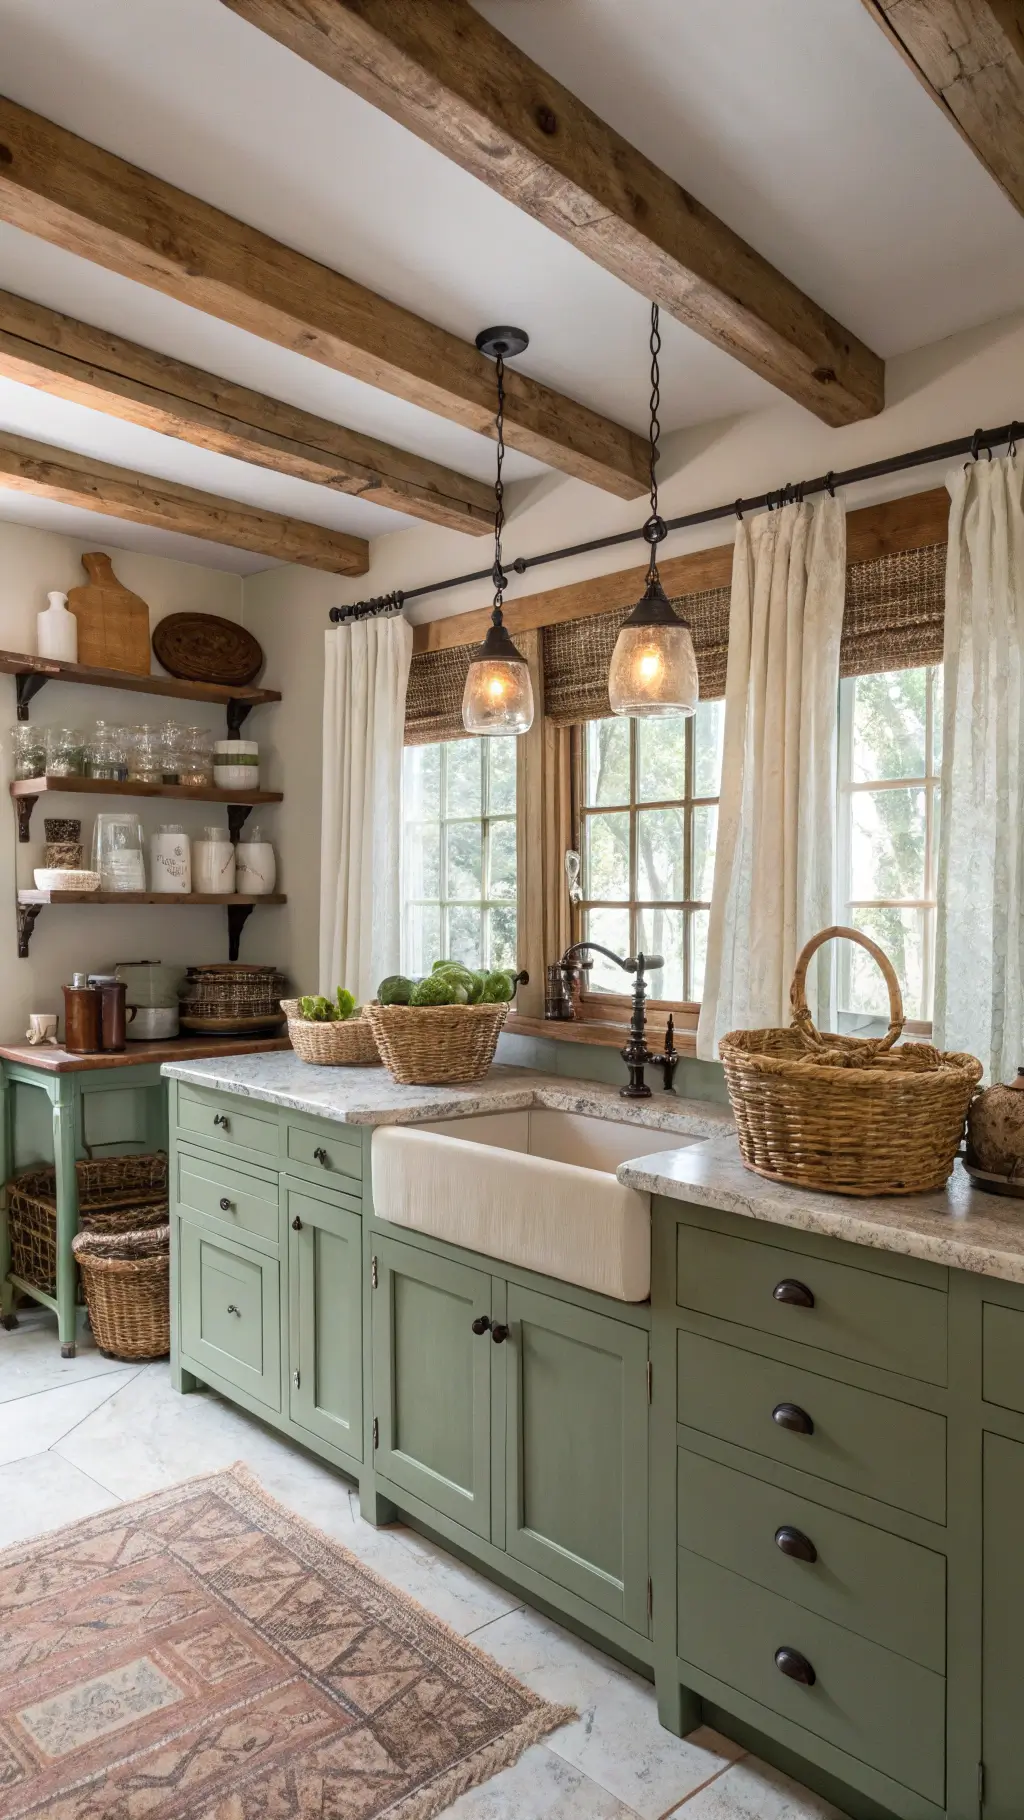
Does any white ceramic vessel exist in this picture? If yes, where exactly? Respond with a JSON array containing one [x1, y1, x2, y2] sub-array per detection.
[[192, 828, 236, 894], [236, 826, 276, 895], [36, 590, 78, 661], [150, 825, 192, 893]]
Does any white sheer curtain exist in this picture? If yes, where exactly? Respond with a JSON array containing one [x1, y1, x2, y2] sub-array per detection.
[[319, 613, 413, 1003], [697, 496, 846, 1059], [935, 455, 1024, 1081]]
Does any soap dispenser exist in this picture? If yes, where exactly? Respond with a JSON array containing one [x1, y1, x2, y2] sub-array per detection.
[[37, 591, 78, 662]]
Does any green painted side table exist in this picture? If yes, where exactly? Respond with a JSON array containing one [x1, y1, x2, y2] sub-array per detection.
[[0, 1035, 289, 1356]]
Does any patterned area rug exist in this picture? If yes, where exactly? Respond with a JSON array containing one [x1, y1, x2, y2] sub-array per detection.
[[0, 1465, 573, 1819]]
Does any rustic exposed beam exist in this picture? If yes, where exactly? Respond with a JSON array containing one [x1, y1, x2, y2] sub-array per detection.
[[860, 0, 1024, 217], [0, 289, 494, 536], [411, 488, 950, 652], [221, 0, 885, 430], [0, 432, 370, 573], [0, 97, 648, 500]]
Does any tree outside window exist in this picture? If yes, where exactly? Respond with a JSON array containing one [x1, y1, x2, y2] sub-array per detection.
[[402, 738, 517, 974]]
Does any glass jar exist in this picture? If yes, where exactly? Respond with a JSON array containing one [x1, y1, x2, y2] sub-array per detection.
[[158, 721, 185, 785], [10, 723, 46, 779], [178, 726, 213, 788], [126, 724, 162, 785], [45, 726, 86, 777], [86, 720, 128, 781], [91, 812, 146, 890]]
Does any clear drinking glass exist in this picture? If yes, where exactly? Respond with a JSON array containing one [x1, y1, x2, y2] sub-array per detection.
[[86, 721, 128, 780], [91, 813, 146, 890], [45, 727, 86, 776], [10, 724, 46, 779]]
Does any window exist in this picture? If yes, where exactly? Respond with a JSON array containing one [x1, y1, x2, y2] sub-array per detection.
[[837, 665, 942, 1026], [402, 738, 518, 974], [573, 705, 724, 1005]]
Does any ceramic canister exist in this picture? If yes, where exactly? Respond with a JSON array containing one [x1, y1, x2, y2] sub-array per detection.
[[192, 827, 236, 894], [235, 826, 276, 895], [150, 825, 191, 893]]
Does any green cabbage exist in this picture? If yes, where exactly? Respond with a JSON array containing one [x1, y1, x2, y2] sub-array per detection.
[[378, 975, 415, 1005]]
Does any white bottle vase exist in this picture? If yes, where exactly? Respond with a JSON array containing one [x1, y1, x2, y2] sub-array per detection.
[[236, 840, 276, 896], [37, 591, 78, 662]]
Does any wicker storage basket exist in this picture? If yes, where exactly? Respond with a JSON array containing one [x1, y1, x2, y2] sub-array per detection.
[[8, 1153, 168, 1297], [719, 926, 983, 1197], [179, 963, 287, 1032], [72, 1224, 170, 1361], [281, 1000, 380, 1066], [366, 1000, 508, 1085]]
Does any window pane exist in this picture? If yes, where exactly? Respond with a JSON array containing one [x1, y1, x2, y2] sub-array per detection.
[[446, 739, 482, 815], [852, 670, 927, 782], [844, 906, 926, 1022], [405, 904, 439, 977], [637, 714, 686, 803], [488, 819, 516, 899], [691, 909, 710, 1001], [446, 820, 482, 900], [487, 737, 517, 815], [584, 718, 630, 806], [584, 811, 630, 901], [487, 904, 517, 971], [448, 904, 483, 968], [638, 907, 684, 1001], [404, 821, 440, 898], [582, 907, 630, 990], [931, 666, 943, 773], [404, 743, 440, 819], [637, 807, 684, 900], [694, 700, 725, 798], [692, 805, 717, 902], [851, 788, 926, 900]]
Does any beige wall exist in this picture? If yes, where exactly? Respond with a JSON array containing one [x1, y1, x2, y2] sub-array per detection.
[[0, 521, 246, 1042]]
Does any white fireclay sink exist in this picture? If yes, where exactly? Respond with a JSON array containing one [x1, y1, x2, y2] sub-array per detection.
[[370, 1109, 695, 1302]]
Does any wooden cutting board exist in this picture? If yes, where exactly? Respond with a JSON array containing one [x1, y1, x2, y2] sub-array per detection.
[[67, 553, 151, 675]]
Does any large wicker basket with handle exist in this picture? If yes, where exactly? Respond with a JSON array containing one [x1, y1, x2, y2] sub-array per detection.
[[719, 926, 983, 1196], [366, 1000, 508, 1085], [281, 1000, 380, 1066]]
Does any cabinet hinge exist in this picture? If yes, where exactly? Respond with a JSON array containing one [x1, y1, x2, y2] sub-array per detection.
[[647, 1576, 653, 1621], [292, 1369, 300, 1391], [646, 1359, 652, 1404], [978, 1761, 985, 1810], [372, 1416, 379, 1451], [371, 1254, 378, 1289]]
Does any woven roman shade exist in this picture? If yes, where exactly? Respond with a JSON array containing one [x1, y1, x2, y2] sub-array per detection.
[[543, 587, 731, 724], [840, 541, 946, 677], [404, 642, 475, 745]]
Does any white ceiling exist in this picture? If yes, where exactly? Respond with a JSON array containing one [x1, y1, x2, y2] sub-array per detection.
[[0, 0, 1021, 570]]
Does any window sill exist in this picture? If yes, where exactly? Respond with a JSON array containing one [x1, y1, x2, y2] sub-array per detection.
[[504, 1013, 698, 1056]]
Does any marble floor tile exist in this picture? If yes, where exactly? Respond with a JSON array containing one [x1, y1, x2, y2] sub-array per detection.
[[0, 1450, 119, 1546], [468, 1606, 742, 1820], [439, 1743, 642, 1817], [0, 1367, 139, 1465], [670, 1756, 848, 1818], [0, 1309, 130, 1403]]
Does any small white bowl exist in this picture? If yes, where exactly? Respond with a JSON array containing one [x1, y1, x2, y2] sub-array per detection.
[[33, 868, 101, 892]]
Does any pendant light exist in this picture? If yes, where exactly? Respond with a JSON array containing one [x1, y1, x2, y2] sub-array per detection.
[[608, 304, 699, 718], [462, 328, 535, 736]]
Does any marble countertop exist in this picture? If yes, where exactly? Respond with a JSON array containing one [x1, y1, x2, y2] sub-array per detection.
[[161, 1049, 734, 1139], [619, 1134, 1024, 1285]]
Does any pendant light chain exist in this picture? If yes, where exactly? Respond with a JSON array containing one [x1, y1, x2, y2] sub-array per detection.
[[491, 352, 507, 623], [644, 301, 667, 584]]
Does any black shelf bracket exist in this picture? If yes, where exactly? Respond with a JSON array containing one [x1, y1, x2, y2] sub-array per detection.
[[15, 797, 36, 844], [227, 902, 254, 962], [225, 699, 253, 738], [226, 803, 252, 844], [16, 673, 50, 721], [17, 903, 41, 958]]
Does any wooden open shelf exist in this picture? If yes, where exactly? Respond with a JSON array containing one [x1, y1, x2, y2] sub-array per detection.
[[10, 775, 283, 843], [0, 648, 280, 734], [15, 889, 286, 960]]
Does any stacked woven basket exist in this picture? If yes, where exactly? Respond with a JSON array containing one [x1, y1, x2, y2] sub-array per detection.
[[180, 963, 287, 1034]]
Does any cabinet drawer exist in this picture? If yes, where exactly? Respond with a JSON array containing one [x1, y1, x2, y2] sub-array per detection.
[[285, 1120, 362, 1189], [677, 1449, 945, 1672], [176, 1085, 278, 1159], [677, 1549, 945, 1807], [177, 1221, 280, 1410], [982, 1301, 1024, 1413], [176, 1147, 279, 1251], [676, 1222, 947, 1385], [677, 1331, 946, 1523]]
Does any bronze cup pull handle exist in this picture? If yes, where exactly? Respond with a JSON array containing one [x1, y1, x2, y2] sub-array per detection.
[[775, 1646, 815, 1686], [773, 1278, 815, 1309], [775, 1525, 818, 1564], [772, 1402, 814, 1436]]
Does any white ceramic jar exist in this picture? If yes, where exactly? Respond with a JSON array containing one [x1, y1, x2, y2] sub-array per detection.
[[37, 590, 78, 661], [193, 826, 236, 894], [236, 823, 276, 895], [213, 739, 259, 790], [150, 824, 192, 893]]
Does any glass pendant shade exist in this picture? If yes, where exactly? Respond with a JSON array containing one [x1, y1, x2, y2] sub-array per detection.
[[608, 578, 699, 718], [462, 618, 535, 734]]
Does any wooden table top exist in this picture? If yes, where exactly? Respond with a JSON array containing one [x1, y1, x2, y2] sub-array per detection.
[[0, 1035, 292, 1074]]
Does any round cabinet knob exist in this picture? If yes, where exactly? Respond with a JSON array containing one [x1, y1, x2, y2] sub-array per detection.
[[471, 1315, 492, 1335], [772, 1402, 814, 1435], [491, 1324, 510, 1344], [775, 1646, 816, 1686], [219, 1197, 234, 1212], [775, 1525, 818, 1564], [291, 1216, 303, 1231], [226, 1303, 240, 1317], [313, 1146, 329, 1166], [213, 1113, 229, 1129], [773, 1278, 815, 1309]]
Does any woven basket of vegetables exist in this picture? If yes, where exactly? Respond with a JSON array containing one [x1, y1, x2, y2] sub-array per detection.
[[367, 961, 519, 1085], [281, 991, 381, 1066]]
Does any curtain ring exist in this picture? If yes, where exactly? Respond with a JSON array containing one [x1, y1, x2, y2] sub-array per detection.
[[734, 498, 743, 521], [824, 471, 836, 498], [1010, 426, 1019, 457], [970, 428, 983, 461]]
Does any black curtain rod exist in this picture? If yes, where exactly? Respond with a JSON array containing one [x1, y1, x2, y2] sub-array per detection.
[[328, 417, 1022, 624]]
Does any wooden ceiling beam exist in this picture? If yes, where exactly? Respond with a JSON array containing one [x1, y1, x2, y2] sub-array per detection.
[[0, 97, 648, 501], [860, 0, 1024, 217], [0, 432, 370, 573], [221, 0, 885, 430], [0, 289, 494, 536]]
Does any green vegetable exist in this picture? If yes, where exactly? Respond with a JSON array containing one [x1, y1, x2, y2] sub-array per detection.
[[299, 994, 337, 1022], [378, 974, 415, 1005], [335, 987, 357, 1021], [410, 973, 458, 1006], [432, 958, 456, 973], [481, 970, 515, 1003], [466, 970, 486, 1004]]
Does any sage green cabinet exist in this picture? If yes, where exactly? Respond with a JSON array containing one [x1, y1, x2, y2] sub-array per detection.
[[504, 1280, 650, 1633], [287, 1178, 363, 1464], [982, 1431, 1024, 1819], [178, 1219, 281, 1411], [371, 1232, 494, 1539]]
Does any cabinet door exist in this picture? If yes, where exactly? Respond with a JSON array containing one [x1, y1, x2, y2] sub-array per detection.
[[983, 1432, 1024, 1817], [287, 1182, 363, 1464], [504, 1282, 650, 1633], [372, 1234, 492, 1539], [177, 1219, 280, 1410]]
